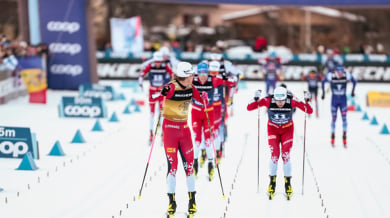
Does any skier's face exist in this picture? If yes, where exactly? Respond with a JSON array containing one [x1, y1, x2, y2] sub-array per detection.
[[275, 100, 285, 108], [182, 74, 194, 87], [198, 73, 208, 83], [154, 60, 162, 68]]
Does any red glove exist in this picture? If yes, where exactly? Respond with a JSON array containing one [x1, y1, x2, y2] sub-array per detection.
[[201, 92, 209, 105]]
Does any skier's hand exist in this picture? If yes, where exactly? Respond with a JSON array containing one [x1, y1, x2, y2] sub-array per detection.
[[222, 72, 228, 80], [304, 91, 311, 102], [351, 92, 355, 97], [201, 92, 209, 105], [161, 85, 170, 96], [254, 90, 262, 101], [321, 93, 325, 100]]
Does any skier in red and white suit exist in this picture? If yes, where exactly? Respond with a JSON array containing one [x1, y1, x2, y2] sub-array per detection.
[[191, 62, 236, 180], [247, 87, 312, 199], [153, 62, 208, 216], [138, 51, 174, 143]]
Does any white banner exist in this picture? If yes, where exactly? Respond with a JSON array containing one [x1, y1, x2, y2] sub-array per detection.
[[110, 16, 144, 54]]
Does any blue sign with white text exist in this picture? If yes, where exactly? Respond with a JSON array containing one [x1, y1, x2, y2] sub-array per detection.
[[0, 126, 38, 159], [59, 96, 107, 118], [79, 83, 116, 101], [39, 0, 91, 90]]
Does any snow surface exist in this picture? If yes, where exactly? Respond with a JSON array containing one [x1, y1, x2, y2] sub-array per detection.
[[0, 80, 389, 218]]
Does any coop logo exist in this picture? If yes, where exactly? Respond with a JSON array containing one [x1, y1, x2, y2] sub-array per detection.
[[82, 90, 113, 100], [59, 96, 106, 118], [51, 64, 83, 76], [64, 105, 102, 117], [49, 43, 82, 55], [0, 127, 35, 159], [47, 21, 80, 34]]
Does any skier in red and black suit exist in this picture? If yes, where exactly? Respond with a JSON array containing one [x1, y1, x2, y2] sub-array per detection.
[[191, 62, 236, 181], [153, 62, 208, 216], [138, 51, 174, 144], [247, 87, 312, 200]]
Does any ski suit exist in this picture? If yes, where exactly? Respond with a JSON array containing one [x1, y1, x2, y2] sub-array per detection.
[[321, 70, 357, 133], [247, 95, 313, 177], [156, 80, 205, 194]]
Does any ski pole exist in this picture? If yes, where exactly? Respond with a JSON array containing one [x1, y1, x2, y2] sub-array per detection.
[[257, 90, 262, 193], [203, 97, 226, 199], [302, 92, 308, 195], [138, 96, 165, 199]]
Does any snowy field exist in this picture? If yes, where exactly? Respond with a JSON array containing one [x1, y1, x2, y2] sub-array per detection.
[[0, 80, 389, 218]]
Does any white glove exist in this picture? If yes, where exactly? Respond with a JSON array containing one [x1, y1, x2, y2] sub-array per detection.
[[138, 77, 143, 88], [254, 90, 262, 101], [304, 91, 311, 102]]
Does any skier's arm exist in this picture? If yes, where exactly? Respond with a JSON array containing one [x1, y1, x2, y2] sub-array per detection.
[[138, 64, 151, 88], [152, 83, 175, 101], [321, 74, 330, 98], [212, 76, 236, 88], [292, 99, 313, 114], [247, 97, 270, 111], [347, 72, 357, 96], [165, 64, 174, 77]]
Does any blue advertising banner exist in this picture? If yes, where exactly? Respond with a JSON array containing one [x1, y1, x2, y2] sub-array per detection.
[[0, 126, 38, 159], [59, 96, 107, 118], [79, 83, 116, 101], [149, 0, 390, 6], [39, 0, 91, 90]]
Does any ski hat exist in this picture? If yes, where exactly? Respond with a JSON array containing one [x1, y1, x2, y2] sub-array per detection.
[[176, 62, 194, 78], [153, 51, 163, 61], [209, 61, 220, 72], [273, 86, 287, 101], [197, 62, 209, 75]]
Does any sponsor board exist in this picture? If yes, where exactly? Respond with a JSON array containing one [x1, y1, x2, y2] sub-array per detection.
[[79, 83, 116, 101], [0, 126, 38, 159], [59, 96, 107, 118], [97, 63, 390, 82], [367, 91, 390, 107]]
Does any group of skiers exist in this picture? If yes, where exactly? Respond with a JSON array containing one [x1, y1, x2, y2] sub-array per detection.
[[138, 47, 357, 216]]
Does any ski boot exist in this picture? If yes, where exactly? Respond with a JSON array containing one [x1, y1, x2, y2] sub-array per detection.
[[216, 150, 222, 164], [343, 131, 347, 148], [268, 176, 276, 200], [193, 159, 198, 178], [188, 191, 197, 216], [167, 193, 177, 217], [285, 176, 293, 200], [200, 149, 206, 167], [208, 162, 214, 181], [331, 132, 335, 148]]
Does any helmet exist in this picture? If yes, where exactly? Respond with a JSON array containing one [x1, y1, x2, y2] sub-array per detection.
[[176, 62, 194, 78], [153, 51, 163, 61], [273, 87, 287, 101], [197, 62, 209, 75], [159, 46, 170, 56], [209, 61, 220, 72]]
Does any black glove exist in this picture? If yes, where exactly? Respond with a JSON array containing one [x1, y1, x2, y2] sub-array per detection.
[[351, 92, 355, 97], [321, 93, 325, 100], [161, 85, 170, 96], [254, 90, 262, 101], [222, 72, 228, 81]]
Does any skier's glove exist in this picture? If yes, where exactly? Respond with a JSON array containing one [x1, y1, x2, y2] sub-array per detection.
[[321, 93, 325, 100], [254, 90, 262, 101], [161, 85, 170, 96], [304, 91, 311, 102], [201, 92, 209, 104], [138, 77, 143, 89], [351, 92, 355, 97], [222, 72, 228, 81]]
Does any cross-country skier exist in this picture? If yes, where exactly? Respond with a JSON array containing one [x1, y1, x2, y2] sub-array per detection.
[[153, 61, 208, 216], [192, 62, 236, 181], [302, 69, 323, 118], [247, 86, 313, 200], [258, 51, 282, 95], [138, 51, 173, 144], [321, 64, 357, 148]]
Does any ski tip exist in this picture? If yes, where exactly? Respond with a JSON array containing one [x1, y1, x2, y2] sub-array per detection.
[[222, 195, 226, 199]]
